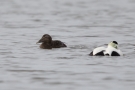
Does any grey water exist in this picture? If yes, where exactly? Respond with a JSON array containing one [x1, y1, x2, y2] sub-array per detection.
[[0, 0, 135, 90]]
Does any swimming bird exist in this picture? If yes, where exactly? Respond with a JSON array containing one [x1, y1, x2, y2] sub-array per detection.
[[37, 34, 67, 49], [89, 41, 123, 56]]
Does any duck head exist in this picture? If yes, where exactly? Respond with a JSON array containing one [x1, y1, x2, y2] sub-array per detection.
[[108, 41, 118, 49], [37, 34, 52, 44]]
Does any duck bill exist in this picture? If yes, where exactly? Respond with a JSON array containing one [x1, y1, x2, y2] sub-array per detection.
[[36, 38, 43, 44]]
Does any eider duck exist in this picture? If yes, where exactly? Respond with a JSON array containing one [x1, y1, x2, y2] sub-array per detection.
[[37, 34, 67, 49], [89, 41, 123, 56]]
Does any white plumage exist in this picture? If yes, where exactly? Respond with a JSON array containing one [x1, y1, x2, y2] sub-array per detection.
[[104, 45, 123, 56], [92, 47, 106, 55]]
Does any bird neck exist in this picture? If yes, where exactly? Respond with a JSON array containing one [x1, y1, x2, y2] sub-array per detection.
[[108, 43, 117, 49], [40, 42, 52, 49]]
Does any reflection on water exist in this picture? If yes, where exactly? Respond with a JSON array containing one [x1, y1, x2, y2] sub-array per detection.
[[0, 0, 135, 90]]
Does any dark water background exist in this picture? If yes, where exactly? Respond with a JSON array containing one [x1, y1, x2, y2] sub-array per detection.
[[0, 0, 135, 90]]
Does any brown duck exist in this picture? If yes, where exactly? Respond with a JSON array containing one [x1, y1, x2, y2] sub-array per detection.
[[37, 34, 67, 49]]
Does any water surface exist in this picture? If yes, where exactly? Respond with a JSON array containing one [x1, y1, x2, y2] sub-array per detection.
[[0, 0, 135, 90]]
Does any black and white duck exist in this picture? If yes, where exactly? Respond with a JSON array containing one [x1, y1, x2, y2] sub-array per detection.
[[89, 41, 123, 56]]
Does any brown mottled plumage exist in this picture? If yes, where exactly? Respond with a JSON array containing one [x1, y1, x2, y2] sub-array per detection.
[[37, 34, 67, 49]]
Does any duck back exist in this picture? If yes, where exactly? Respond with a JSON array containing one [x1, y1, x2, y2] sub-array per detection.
[[52, 40, 67, 48]]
